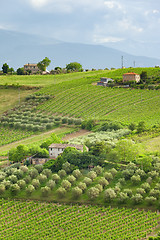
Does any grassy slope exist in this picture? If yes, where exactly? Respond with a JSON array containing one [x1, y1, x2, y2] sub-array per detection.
[[0, 89, 36, 115]]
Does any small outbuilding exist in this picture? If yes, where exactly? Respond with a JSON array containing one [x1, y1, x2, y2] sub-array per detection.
[[97, 77, 114, 86], [49, 143, 87, 158], [123, 72, 140, 83]]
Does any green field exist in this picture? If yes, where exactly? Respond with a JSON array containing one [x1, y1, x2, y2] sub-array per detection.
[[0, 199, 159, 240]]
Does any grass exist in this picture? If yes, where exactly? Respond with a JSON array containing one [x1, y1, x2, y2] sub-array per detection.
[[0, 88, 36, 115], [0, 126, 78, 155]]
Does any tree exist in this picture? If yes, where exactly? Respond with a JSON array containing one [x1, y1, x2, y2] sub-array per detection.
[[88, 187, 100, 199], [8, 67, 14, 74], [140, 71, 148, 83], [2, 63, 9, 74], [9, 145, 28, 163], [66, 62, 83, 72], [17, 67, 25, 75], [104, 188, 116, 202], [37, 57, 51, 71]]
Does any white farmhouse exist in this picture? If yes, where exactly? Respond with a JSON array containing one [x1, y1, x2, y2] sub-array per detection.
[[49, 143, 86, 158]]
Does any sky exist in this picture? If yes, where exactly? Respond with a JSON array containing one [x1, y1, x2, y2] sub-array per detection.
[[0, 0, 160, 58]]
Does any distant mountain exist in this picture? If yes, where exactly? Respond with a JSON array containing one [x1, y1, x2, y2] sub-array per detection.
[[0, 29, 160, 70]]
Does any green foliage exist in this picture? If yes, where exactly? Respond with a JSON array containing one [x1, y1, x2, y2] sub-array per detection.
[[2, 63, 9, 74], [66, 62, 83, 72], [37, 57, 51, 71]]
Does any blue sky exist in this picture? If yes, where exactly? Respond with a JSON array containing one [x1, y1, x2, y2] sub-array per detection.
[[1, 0, 160, 58]]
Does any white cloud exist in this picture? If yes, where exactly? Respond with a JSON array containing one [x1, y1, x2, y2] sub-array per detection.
[[93, 35, 124, 43], [29, 0, 50, 8], [153, 9, 159, 14], [104, 1, 122, 9]]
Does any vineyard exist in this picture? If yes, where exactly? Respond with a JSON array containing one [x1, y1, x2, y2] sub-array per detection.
[[0, 199, 159, 240], [37, 84, 160, 126]]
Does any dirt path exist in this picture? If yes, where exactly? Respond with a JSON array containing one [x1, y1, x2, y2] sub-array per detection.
[[62, 129, 90, 141]]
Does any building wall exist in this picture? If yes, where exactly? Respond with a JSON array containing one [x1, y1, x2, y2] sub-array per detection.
[[24, 64, 40, 73], [123, 74, 140, 83], [49, 147, 65, 158]]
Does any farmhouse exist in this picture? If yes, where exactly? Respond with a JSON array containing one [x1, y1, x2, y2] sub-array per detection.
[[24, 63, 40, 74], [49, 143, 86, 158], [123, 72, 140, 83], [97, 77, 114, 86]]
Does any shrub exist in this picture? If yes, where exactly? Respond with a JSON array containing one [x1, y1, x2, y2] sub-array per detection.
[[83, 177, 92, 186], [110, 168, 117, 177], [104, 188, 116, 202], [118, 178, 125, 185], [26, 184, 35, 195], [98, 177, 109, 187], [149, 189, 160, 199], [67, 175, 76, 184], [78, 182, 87, 192], [131, 175, 141, 185], [0, 184, 5, 194], [62, 117, 68, 124], [58, 169, 66, 178], [28, 169, 39, 179], [131, 194, 143, 204], [145, 196, 157, 205], [72, 187, 82, 199], [38, 174, 47, 184], [20, 166, 28, 173], [61, 180, 71, 190], [93, 166, 102, 175], [136, 188, 146, 196], [14, 169, 23, 179], [72, 169, 81, 179], [34, 165, 43, 173], [17, 180, 26, 189], [56, 187, 66, 198], [104, 172, 113, 182], [42, 169, 52, 178], [46, 180, 56, 190], [68, 118, 74, 125], [135, 169, 146, 179], [118, 192, 129, 203], [8, 175, 18, 184], [2, 180, 11, 190], [32, 179, 40, 189], [148, 171, 159, 179], [88, 187, 100, 199], [0, 174, 5, 182], [141, 182, 151, 193], [24, 175, 31, 184], [95, 184, 103, 193], [10, 183, 20, 195], [122, 169, 134, 180], [62, 162, 71, 173], [41, 186, 50, 197], [52, 174, 60, 183], [146, 177, 152, 184], [87, 171, 97, 181]]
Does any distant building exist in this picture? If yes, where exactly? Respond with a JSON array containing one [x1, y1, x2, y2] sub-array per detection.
[[24, 63, 40, 74], [97, 77, 114, 86], [49, 143, 87, 158], [123, 72, 140, 83]]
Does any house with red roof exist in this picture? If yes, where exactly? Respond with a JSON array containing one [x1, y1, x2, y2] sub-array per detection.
[[123, 72, 140, 83]]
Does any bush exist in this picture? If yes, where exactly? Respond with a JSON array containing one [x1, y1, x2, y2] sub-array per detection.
[[135, 169, 146, 179], [41, 186, 50, 197], [52, 174, 60, 183], [93, 166, 102, 175], [98, 177, 109, 187], [67, 175, 76, 184], [0, 184, 5, 194], [2, 180, 11, 190], [109, 168, 117, 177], [78, 182, 87, 192], [46, 180, 56, 190], [87, 171, 97, 181], [104, 172, 113, 181], [118, 192, 129, 203], [88, 187, 100, 199], [145, 196, 157, 205], [24, 175, 31, 184], [123, 189, 133, 197], [56, 187, 66, 198], [62, 162, 71, 173], [141, 182, 151, 193], [34, 165, 43, 173], [131, 194, 143, 204], [17, 180, 26, 189], [72, 187, 82, 199], [42, 169, 52, 178], [58, 169, 66, 178], [95, 184, 103, 193], [131, 175, 141, 185], [28, 169, 39, 179], [20, 166, 28, 173], [148, 171, 159, 179], [26, 184, 35, 195], [8, 175, 18, 184], [32, 179, 40, 189], [14, 169, 23, 179], [136, 188, 146, 196], [146, 177, 152, 184], [104, 188, 116, 202], [61, 180, 71, 190], [10, 183, 20, 195], [83, 177, 92, 186], [38, 174, 47, 184], [149, 189, 160, 199], [72, 169, 81, 179], [118, 178, 125, 185]]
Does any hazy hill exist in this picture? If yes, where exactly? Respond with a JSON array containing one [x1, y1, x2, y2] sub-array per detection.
[[0, 29, 160, 70]]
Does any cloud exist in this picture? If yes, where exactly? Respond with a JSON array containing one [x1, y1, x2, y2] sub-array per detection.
[[104, 1, 122, 9], [93, 35, 124, 44]]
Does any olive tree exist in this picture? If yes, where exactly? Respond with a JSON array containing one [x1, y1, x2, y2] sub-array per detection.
[[61, 180, 71, 191], [88, 187, 100, 199], [72, 187, 82, 199], [104, 188, 116, 202]]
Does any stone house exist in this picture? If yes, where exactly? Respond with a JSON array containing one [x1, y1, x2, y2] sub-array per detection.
[[49, 143, 86, 158], [97, 77, 114, 86], [123, 72, 140, 83], [24, 63, 40, 74]]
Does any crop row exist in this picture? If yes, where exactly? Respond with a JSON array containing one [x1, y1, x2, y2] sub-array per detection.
[[0, 198, 159, 240]]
